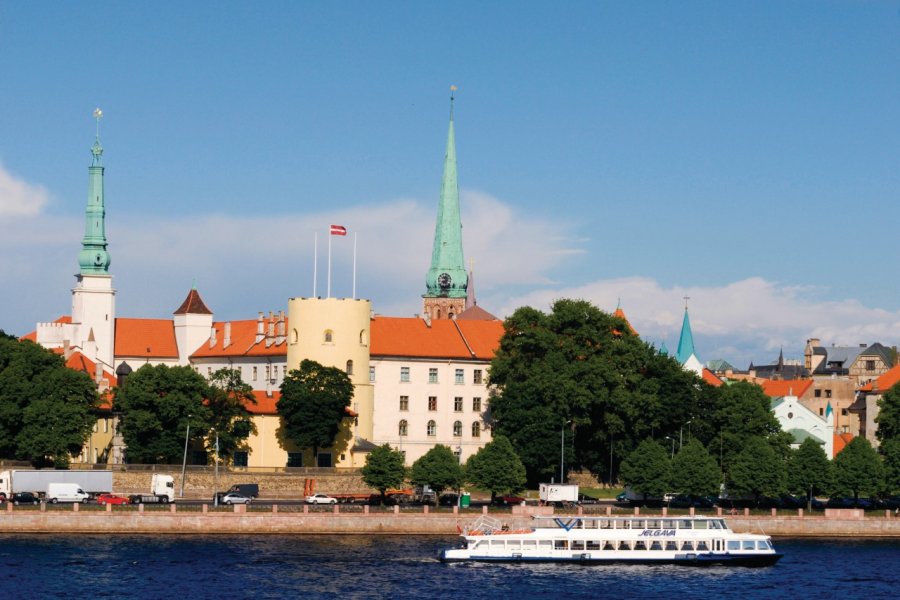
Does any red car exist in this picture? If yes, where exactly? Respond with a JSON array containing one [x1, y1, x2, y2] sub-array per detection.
[[96, 493, 129, 505]]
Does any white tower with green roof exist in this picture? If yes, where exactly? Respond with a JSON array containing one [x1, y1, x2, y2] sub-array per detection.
[[423, 89, 468, 320]]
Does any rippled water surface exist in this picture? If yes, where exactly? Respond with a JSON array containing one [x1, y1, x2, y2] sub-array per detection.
[[0, 535, 898, 599]]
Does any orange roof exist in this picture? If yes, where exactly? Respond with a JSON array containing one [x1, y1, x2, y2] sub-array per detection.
[[64, 350, 116, 409], [702, 368, 723, 387], [173, 288, 213, 315], [114, 318, 179, 358], [613, 307, 638, 337], [370, 317, 503, 360], [191, 318, 287, 359], [859, 365, 900, 393], [20, 315, 71, 342], [247, 390, 358, 418], [833, 432, 854, 457], [759, 379, 813, 398]]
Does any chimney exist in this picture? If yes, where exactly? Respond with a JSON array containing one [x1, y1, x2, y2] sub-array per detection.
[[209, 326, 217, 348], [276, 313, 286, 345], [95, 359, 103, 385], [223, 322, 231, 348], [256, 312, 264, 344], [266, 321, 275, 348], [860, 343, 867, 348]]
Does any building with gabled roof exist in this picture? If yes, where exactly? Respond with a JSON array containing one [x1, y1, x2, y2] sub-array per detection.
[[770, 395, 835, 458]]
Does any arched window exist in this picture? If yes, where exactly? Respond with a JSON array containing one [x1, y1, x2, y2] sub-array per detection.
[[399, 420, 408, 437], [471, 422, 481, 438], [453, 421, 462, 437], [291, 328, 298, 344], [436, 308, 442, 320], [359, 330, 367, 345], [324, 329, 333, 343], [427, 420, 436, 436], [346, 360, 354, 376]]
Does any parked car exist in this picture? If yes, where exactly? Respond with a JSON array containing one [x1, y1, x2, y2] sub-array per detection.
[[305, 493, 337, 505], [96, 493, 129, 506], [876, 496, 900, 510], [667, 495, 716, 509], [220, 492, 252, 505], [493, 495, 526, 506], [11, 492, 40, 505]]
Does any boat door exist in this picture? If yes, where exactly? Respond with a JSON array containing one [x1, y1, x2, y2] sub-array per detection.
[[713, 539, 723, 552]]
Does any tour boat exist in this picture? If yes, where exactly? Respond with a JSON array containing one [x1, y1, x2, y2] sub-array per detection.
[[440, 515, 782, 567]]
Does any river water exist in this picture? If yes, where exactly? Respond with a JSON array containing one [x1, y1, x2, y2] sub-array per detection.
[[0, 535, 897, 598]]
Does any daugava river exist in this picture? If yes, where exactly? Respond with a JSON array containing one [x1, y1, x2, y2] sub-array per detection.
[[0, 535, 897, 599]]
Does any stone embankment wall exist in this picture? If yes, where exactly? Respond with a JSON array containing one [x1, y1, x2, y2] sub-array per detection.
[[2, 504, 899, 536], [114, 470, 370, 499]]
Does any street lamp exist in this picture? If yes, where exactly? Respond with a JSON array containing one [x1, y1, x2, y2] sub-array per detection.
[[665, 436, 675, 459], [212, 428, 219, 507], [180, 414, 191, 498], [680, 419, 693, 450], [560, 421, 572, 485]]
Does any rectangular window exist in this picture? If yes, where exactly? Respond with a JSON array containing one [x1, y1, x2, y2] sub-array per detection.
[[369, 366, 375, 382], [233, 451, 248, 467], [286, 452, 303, 468], [841, 408, 848, 416], [253, 366, 258, 381], [454, 397, 463, 412], [428, 396, 437, 411], [317, 453, 333, 468], [399, 396, 409, 411], [455, 368, 464, 384], [472, 397, 482, 412], [191, 450, 208, 465], [265, 364, 271, 380], [473, 369, 483, 384], [428, 368, 438, 383], [103, 419, 108, 433], [825, 389, 832, 398], [400, 366, 410, 382], [814, 389, 821, 398], [819, 407, 824, 416], [866, 360, 876, 371]]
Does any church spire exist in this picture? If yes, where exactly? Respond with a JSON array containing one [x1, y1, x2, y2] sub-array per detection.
[[675, 303, 696, 365], [423, 87, 468, 319], [78, 108, 111, 275]]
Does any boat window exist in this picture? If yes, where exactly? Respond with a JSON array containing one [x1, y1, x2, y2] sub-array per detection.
[[584, 519, 597, 529], [538, 540, 552, 550], [697, 541, 709, 551], [634, 541, 647, 551], [718, 520, 728, 529], [681, 541, 694, 551], [572, 540, 585, 550], [662, 520, 676, 530], [679, 520, 693, 529], [760, 540, 773, 550], [554, 540, 568, 550], [727, 540, 741, 551], [618, 541, 631, 551], [472, 540, 485, 550], [645, 519, 660, 529], [650, 541, 663, 550], [694, 520, 709, 529], [743, 541, 755, 550], [522, 540, 536, 550], [506, 540, 521, 549], [665, 541, 678, 551], [587, 540, 601, 550], [491, 540, 505, 548]]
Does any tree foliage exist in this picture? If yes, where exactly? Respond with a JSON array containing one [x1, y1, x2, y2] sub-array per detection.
[[879, 438, 900, 495], [670, 438, 721, 499], [409, 444, 464, 503], [0, 337, 98, 466], [278, 360, 354, 458], [727, 436, 786, 504], [619, 439, 671, 501], [876, 383, 900, 444], [786, 437, 832, 505], [361, 444, 407, 504], [832, 437, 883, 500], [464, 435, 527, 502], [115, 364, 210, 463], [205, 368, 256, 461]]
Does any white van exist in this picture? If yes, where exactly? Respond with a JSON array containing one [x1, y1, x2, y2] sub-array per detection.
[[47, 482, 89, 504]]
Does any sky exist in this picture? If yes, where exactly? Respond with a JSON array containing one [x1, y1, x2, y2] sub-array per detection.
[[2, 1, 900, 368]]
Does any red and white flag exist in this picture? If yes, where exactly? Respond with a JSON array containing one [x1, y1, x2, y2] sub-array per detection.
[[330, 224, 347, 236]]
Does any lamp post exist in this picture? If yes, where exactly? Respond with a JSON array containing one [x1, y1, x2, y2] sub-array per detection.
[[665, 436, 675, 459], [180, 414, 191, 498], [560, 421, 572, 485], [212, 428, 219, 507], [680, 419, 693, 450]]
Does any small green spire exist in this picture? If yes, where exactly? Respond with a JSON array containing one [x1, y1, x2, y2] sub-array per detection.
[[78, 108, 111, 275]]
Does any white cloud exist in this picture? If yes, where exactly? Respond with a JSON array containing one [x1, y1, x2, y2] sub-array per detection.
[[0, 164, 49, 217]]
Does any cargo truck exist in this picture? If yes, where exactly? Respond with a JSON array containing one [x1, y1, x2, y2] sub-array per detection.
[[0, 469, 112, 499], [128, 474, 175, 504], [539, 483, 579, 505]]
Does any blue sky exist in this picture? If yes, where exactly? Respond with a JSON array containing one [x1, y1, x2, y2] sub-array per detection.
[[2, 1, 900, 367]]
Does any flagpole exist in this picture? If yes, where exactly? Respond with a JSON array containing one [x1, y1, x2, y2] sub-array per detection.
[[352, 232, 357, 300], [313, 232, 318, 297], [327, 228, 332, 299]]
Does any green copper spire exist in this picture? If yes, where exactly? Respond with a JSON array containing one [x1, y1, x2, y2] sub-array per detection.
[[425, 88, 468, 299], [675, 306, 696, 364], [78, 108, 111, 275]]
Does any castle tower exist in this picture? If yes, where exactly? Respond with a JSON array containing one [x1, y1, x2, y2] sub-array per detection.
[[423, 89, 468, 320], [173, 286, 214, 364], [70, 109, 116, 368]]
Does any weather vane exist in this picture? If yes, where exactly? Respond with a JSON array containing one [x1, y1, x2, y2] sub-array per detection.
[[93, 107, 103, 138]]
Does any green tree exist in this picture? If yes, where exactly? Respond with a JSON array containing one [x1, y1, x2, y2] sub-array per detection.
[[727, 436, 786, 505], [832, 437, 883, 501], [876, 383, 900, 444], [115, 364, 211, 463], [205, 368, 256, 461], [670, 438, 721, 500], [409, 444, 464, 504], [361, 444, 407, 505], [464, 435, 527, 503], [786, 437, 832, 509], [278, 360, 354, 462], [619, 439, 671, 503], [879, 438, 900, 495], [488, 299, 705, 486]]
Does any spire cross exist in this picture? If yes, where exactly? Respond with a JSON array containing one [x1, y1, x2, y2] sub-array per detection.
[[683, 296, 690, 310]]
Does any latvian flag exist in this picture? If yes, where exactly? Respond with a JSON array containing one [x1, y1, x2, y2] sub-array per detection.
[[330, 224, 347, 236]]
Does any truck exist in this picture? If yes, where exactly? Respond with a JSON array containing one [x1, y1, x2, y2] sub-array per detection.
[[0, 469, 112, 499], [539, 483, 580, 505], [128, 474, 175, 504], [47, 482, 90, 504]]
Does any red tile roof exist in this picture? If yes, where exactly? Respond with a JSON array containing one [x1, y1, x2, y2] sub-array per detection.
[[64, 351, 116, 409], [114, 318, 179, 358], [191, 318, 287, 359], [173, 288, 213, 315], [613, 307, 638, 337], [247, 390, 358, 418], [833, 432, 854, 457], [702, 368, 723, 387], [370, 317, 503, 360], [859, 365, 900, 393], [759, 379, 813, 398]]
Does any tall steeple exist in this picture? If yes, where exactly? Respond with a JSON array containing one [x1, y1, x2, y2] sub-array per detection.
[[77, 108, 111, 275], [423, 87, 468, 320], [675, 306, 695, 365]]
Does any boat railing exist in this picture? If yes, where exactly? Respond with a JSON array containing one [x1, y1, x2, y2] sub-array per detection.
[[465, 515, 503, 535]]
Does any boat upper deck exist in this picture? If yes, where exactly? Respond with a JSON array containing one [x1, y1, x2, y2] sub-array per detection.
[[537, 516, 732, 532]]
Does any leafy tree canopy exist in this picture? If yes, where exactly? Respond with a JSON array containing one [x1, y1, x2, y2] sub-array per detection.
[[876, 383, 900, 444], [410, 444, 464, 502], [361, 444, 407, 504], [786, 437, 832, 503], [115, 364, 211, 463], [832, 436, 883, 500], [879, 438, 900, 495], [619, 438, 671, 500], [727, 436, 786, 504], [464, 435, 527, 502], [205, 368, 256, 460], [278, 360, 353, 457], [670, 438, 721, 499]]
